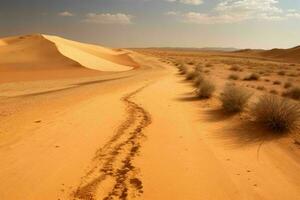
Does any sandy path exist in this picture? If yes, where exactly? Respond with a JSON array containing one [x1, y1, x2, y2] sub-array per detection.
[[0, 53, 300, 200], [73, 85, 152, 200]]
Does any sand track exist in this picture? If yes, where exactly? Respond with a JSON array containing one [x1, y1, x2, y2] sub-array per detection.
[[73, 85, 152, 200]]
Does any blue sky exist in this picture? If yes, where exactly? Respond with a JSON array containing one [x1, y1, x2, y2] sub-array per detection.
[[1, 0, 300, 49]]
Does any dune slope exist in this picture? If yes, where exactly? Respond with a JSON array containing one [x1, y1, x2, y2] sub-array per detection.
[[43, 35, 136, 72], [0, 34, 136, 83]]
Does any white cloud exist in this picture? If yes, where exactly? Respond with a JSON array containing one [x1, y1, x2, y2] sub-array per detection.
[[83, 13, 133, 24], [165, 0, 203, 5], [215, 0, 282, 14], [58, 11, 74, 17], [286, 12, 300, 19], [183, 12, 244, 24], [287, 9, 296, 13], [285, 9, 300, 19], [165, 11, 179, 16], [177, 0, 298, 24], [179, 0, 203, 5]]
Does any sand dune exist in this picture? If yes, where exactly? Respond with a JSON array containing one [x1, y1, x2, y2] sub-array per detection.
[[0, 34, 136, 83], [43, 35, 136, 72]]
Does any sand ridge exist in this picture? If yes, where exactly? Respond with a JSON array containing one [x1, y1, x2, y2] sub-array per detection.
[[43, 35, 135, 72], [0, 34, 137, 83]]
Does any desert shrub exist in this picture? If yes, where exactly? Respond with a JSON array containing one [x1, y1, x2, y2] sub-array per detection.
[[206, 63, 213, 68], [178, 65, 187, 75], [264, 79, 270, 82], [288, 73, 297, 77], [273, 80, 281, 85], [283, 86, 300, 100], [252, 95, 300, 132], [244, 73, 260, 81], [196, 79, 215, 99], [194, 74, 204, 87], [284, 82, 292, 89], [257, 86, 265, 91], [204, 70, 210, 74], [270, 89, 278, 95], [277, 71, 286, 76], [220, 85, 252, 113], [186, 70, 198, 80], [229, 65, 240, 71], [195, 64, 203, 72], [228, 74, 239, 80]]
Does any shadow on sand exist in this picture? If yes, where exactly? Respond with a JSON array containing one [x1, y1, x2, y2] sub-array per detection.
[[219, 120, 285, 148], [202, 108, 236, 122]]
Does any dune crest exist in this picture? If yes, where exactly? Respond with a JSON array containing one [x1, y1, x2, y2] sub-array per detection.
[[43, 35, 135, 72], [0, 34, 137, 83]]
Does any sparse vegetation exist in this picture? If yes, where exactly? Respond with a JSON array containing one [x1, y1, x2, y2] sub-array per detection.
[[288, 73, 297, 77], [196, 79, 215, 99], [243, 73, 260, 81], [284, 82, 292, 89], [220, 85, 252, 113], [186, 70, 198, 80], [229, 65, 240, 71], [194, 74, 204, 87], [257, 86, 265, 91], [277, 71, 286, 76], [228, 74, 239, 80], [283, 86, 300, 100], [270, 89, 278, 95], [187, 61, 194, 65], [206, 63, 213, 68], [195, 64, 203, 72], [178, 65, 187, 75], [252, 95, 300, 132], [273, 80, 281, 85]]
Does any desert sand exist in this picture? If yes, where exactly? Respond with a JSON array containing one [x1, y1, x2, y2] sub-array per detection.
[[0, 35, 300, 200]]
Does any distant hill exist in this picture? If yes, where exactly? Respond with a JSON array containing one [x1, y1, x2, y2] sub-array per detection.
[[142, 47, 239, 52], [235, 46, 300, 63]]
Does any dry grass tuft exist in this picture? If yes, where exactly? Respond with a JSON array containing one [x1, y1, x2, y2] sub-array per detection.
[[284, 82, 292, 89], [194, 74, 204, 87], [206, 63, 213, 68], [252, 95, 300, 132], [229, 65, 240, 71], [228, 74, 239, 80], [257, 86, 265, 91], [273, 80, 281, 85], [283, 86, 300, 100], [220, 85, 252, 113], [277, 71, 286, 76], [186, 70, 198, 80], [244, 73, 260, 81], [270, 89, 278, 95], [195, 64, 203, 72], [196, 79, 215, 99], [178, 65, 187, 75]]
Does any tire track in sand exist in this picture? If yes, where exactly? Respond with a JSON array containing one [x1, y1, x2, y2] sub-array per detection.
[[73, 85, 151, 200]]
